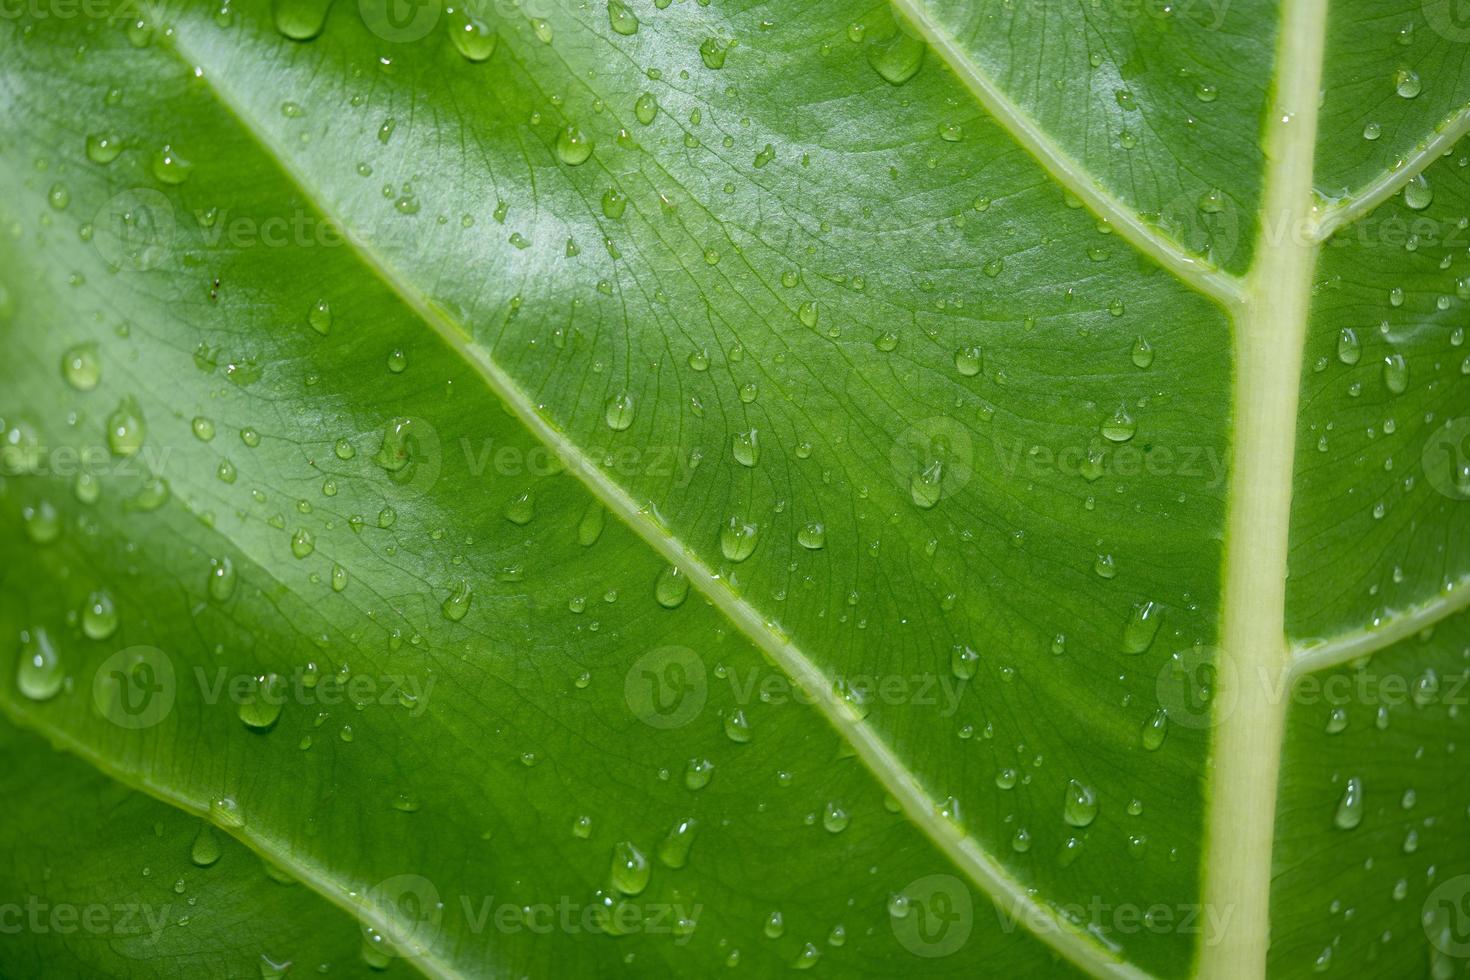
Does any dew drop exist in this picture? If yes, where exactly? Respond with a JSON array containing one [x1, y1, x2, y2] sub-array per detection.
[[604, 392, 635, 430], [1334, 776, 1363, 829], [441, 580, 473, 622], [1122, 601, 1163, 654], [16, 629, 63, 701], [238, 674, 284, 730], [1100, 405, 1136, 442], [719, 517, 760, 562], [656, 819, 698, 868], [61, 343, 101, 390], [448, 6, 497, 61], [555, 126, 594, 166], [81, 591, 118, 640], [1063, 779, 1098, 828], [655, 565, 689, 608]]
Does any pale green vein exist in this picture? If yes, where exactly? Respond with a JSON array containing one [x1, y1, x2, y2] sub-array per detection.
[[1314, 103, 1470, 241], [1289, 574, 1470, 679], [1198, 1, 1327, 979], [889, 0, 1246, 308], [141, 21, 1158, 980], [0, 697, 457, 980]]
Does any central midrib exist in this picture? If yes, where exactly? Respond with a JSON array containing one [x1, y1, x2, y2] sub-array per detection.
[[1197, 2, 1329, 979]]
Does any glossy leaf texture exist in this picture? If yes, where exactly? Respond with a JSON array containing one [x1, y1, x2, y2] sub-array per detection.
[[0, 2, 1465, 979]]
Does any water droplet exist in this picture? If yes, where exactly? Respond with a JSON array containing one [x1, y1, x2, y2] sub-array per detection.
[[698, 37, 728, 69], [556, 126, 594, 166], [1122, 601, 1163, 653], [504, 491, 534, 525], [607, 0, 639, 35], [448, 6, 497, 61], [763, 910, 784, 939], [22, 501, 61, 545], [1404, 172, 1433, 210], [867, 31, 925, 85], [604, 392, 635, 430], [950, 644, 979, 680], [634, 92, 658, 125], [822, 801, 849, 833], [1063, 779, 1098, 827], [210, 796, 244, 828], [723, 709, 751, 743], [86, 133, 123, 165], [1100, 405, 1136, 442], [308, 299, 332, 335], [656, 818, 698, 868], [106, 398, 145, 456], [719, 517, 759, 562], [16, 629, 63, 701], [655, 565, 689, 608], [81, 591, 118, 640], [290, 528, 315, 559], [578, 502, 606, 546], [208, 557, 236, 600], [1337, 327, 1361, 365], [151, 144, 192, 185], [272, 0, 329, 39], [733, 429, 759, 467], [1382, 353, 1408, 394], [796, 522, 825, 550], [1141, 709, 1168, 750], [684, 757, 714, 790], [1334, 776, 1363, 829], [610, 840, 650, 895], [238, 674, 284, 730], [953, 346, 982, 377], [1197, 188, 1226, 214], [1130, 337, 1154, 369], [441, 580, 473, 622], [61, 343, 101, 390], [190, 824, 221, 867], [1394, 67, 1422, 99]]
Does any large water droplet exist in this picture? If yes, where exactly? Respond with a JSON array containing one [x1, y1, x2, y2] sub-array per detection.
[[655, 565, 689, 608], [555, 126, 594, 166], [1122, 601, 1163, 653], [719, 517, 759, 562], [448, 6, 498, 61], [61, 343, 101, 390], [81, 591, 118, 640], [1063, 779, 1098, 827], [272, 0, 330, 40], [16, 629, 63, 701], [1334, 776, 1363, 829], [238, 674, 284, 730], [656, 819, 697, 868], [610, 841, 650, 895]]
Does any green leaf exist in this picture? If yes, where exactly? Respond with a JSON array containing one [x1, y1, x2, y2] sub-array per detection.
[[0, 3, 1465, 979]]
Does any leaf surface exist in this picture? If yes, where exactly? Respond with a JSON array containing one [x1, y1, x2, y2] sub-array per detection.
[[0, 2, 1466, 979]]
